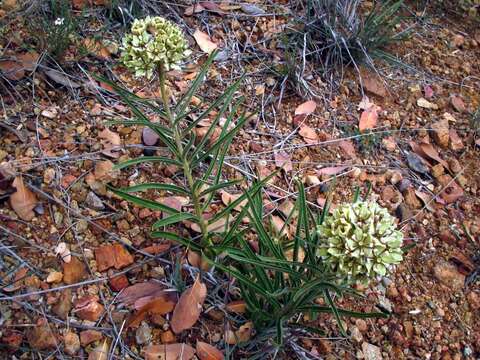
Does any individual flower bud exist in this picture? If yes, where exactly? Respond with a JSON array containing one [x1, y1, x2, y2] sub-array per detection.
[[317, 201, 403, 284]]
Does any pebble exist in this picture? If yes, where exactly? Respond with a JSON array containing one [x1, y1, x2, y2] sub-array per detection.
[[135, 322, 152, 345], [63, 332, 80, 356], [351, 326, 363, 343], [85, 191, 104, 210], [362, 342, 383, 360], [377, 295, 393, 313], [433, 261, 465, 291]]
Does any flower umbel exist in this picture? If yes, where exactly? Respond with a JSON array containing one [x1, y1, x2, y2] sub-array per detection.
[[317, 201, 403, 284], [121, 16, 191, 78]]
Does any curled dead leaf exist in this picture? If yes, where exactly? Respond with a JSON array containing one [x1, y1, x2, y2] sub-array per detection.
[[225, 321, 253, 345], [196, 341, 223, 360], [99, 128, 121, 158], [127, 293, 177, 328], [10, 176, 38, 221], [171, 275, 207, 334], [294, 100, 317, 116], [193, 29, 218, 54]]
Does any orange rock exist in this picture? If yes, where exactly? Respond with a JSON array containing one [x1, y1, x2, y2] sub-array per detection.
[[63, 257, 87, 285], [75, 296, 104, 322], [27, 321, 58, 350], [109, 274, 129, 292], [80, 330, 103, 346], [161, 330, 176, 344], [95, 243, 134, 271]]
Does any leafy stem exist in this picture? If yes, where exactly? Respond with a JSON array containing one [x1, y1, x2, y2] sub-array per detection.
[[157, 64, 210, 248]]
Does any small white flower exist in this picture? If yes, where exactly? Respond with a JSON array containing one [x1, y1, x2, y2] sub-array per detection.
[[54, 17, 65, 26]]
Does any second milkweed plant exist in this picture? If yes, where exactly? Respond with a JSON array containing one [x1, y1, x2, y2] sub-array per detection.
[[317, 201, 404, 284]]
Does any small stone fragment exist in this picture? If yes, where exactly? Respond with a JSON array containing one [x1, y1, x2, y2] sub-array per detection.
[[63, 257, 87, 285], [27, 321, 58, 350], [417, 97, 438, 110], [64, 332, 80, 356], [108, 274, 129, 292], [75, 296, 104, 322], [80, 330, 103, 346], [362, 342, 383, 360], [43, 168, 56, 184], [52, 289, 72, 320], [46, 271, 63, 284], [431, 119, 449, 148], [433, 261, 465, 291], [450, 95, 465, 112], [85, 191, 105, 210], [95, 243, 134, 272], [135, 322, 152, 345]]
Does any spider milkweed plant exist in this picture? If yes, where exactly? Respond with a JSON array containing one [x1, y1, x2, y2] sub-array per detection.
[[100, 49, 274, 256], [208, 181, 388, 355]]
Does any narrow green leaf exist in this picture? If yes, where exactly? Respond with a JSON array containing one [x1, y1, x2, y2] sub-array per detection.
[[119, 183, 189, 195], [109, 187, 179, 214], [152, 213, 196, 229]]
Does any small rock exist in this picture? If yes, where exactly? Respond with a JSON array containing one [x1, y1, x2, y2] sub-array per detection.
[[117, 219, 130, 231], [41, 107, 58, 119], [431, 119, 449, 148], [386, 284, 399, 298], [382, 137, 396, 151], [43, 168, 55, 184], [449, 129, 464, 151], [317, 339, 332, 354], [431, 164, 444, 179], [406, 152, 429, 175], [447, 158, 461, 173], [241, 3, 265, 15], [390, 171, 403, 185], [433, 261, 465, 291], [85, 191, 104, 210], [417, 97, 438, 110], [75, 296, 104, 322], [450, 95, 466, 113], [395, 204, 412, 222], [108, 274, 129, 292], [64, 332, 80, 356], [362, 342, 382, 360], [52, 289, 72, 320], [438, 229, 456, 244], [377, 295, 393, 313], [27, 321, 58, 350], [63, 257, 87, 285], [80, 330, 103, 346], [403, 187, 422, 209], [46, 271, 63, 284], [356, 319, 368, 332], [142, 127, 160, 146], [351, 326, 363, 343], [135, 322, 152, 345], [451, 34, 465, 47], [466, 291, 480, 310], [161, 330, 176, 344]]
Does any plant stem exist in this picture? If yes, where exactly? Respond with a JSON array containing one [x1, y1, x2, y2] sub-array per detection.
[[158, 65, 210, 248]]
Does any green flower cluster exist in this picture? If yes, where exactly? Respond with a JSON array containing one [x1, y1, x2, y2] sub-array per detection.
[[317, 201, 403, 284], [121, 16, 191, 78]]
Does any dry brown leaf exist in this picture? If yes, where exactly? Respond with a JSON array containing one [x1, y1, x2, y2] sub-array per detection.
[[144, 343, 195, 360], [117, 281, 165, 308], [225, 321, 253, 345], [337, 140, 357, 159], [10, 176, 38, 221], [193, 29, 218, 54], [413, 142, 449, 170], [98, 128, 121, 158], [317, 166, 348, 176], [437, 174, 464, 204], [299, 125, 318, 143], [274, 151, 292, 172], [191, 215, 231, 233], [278, 200, 295, 218], [196, 342, 223, 360], [0, 52, 39, 81], [271, 215, 287, 237], [184, 3, 205, 16], [414, 190, 435, 211], [95, 244, 134, 272], [171, 275, 207, 334], [220, 191, 247, 212], [294, 100, 317, 116], [88, 339, 109, 360], [127, 294, 177, 328], [225, 300, 246, 314], [3, 267, 28, 292], [359, 103, 380, 132], [63, 257, 87, 284]]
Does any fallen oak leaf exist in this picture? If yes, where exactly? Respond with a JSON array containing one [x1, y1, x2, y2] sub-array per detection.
[[193, 29, 218, 54], [196, 341, 224, 360], [171, 275, 207, 334], [117, 281, 165, 309], [144, 343, 195, 360], [298, 125, 318, 144], [10, 176, 38, 221]]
